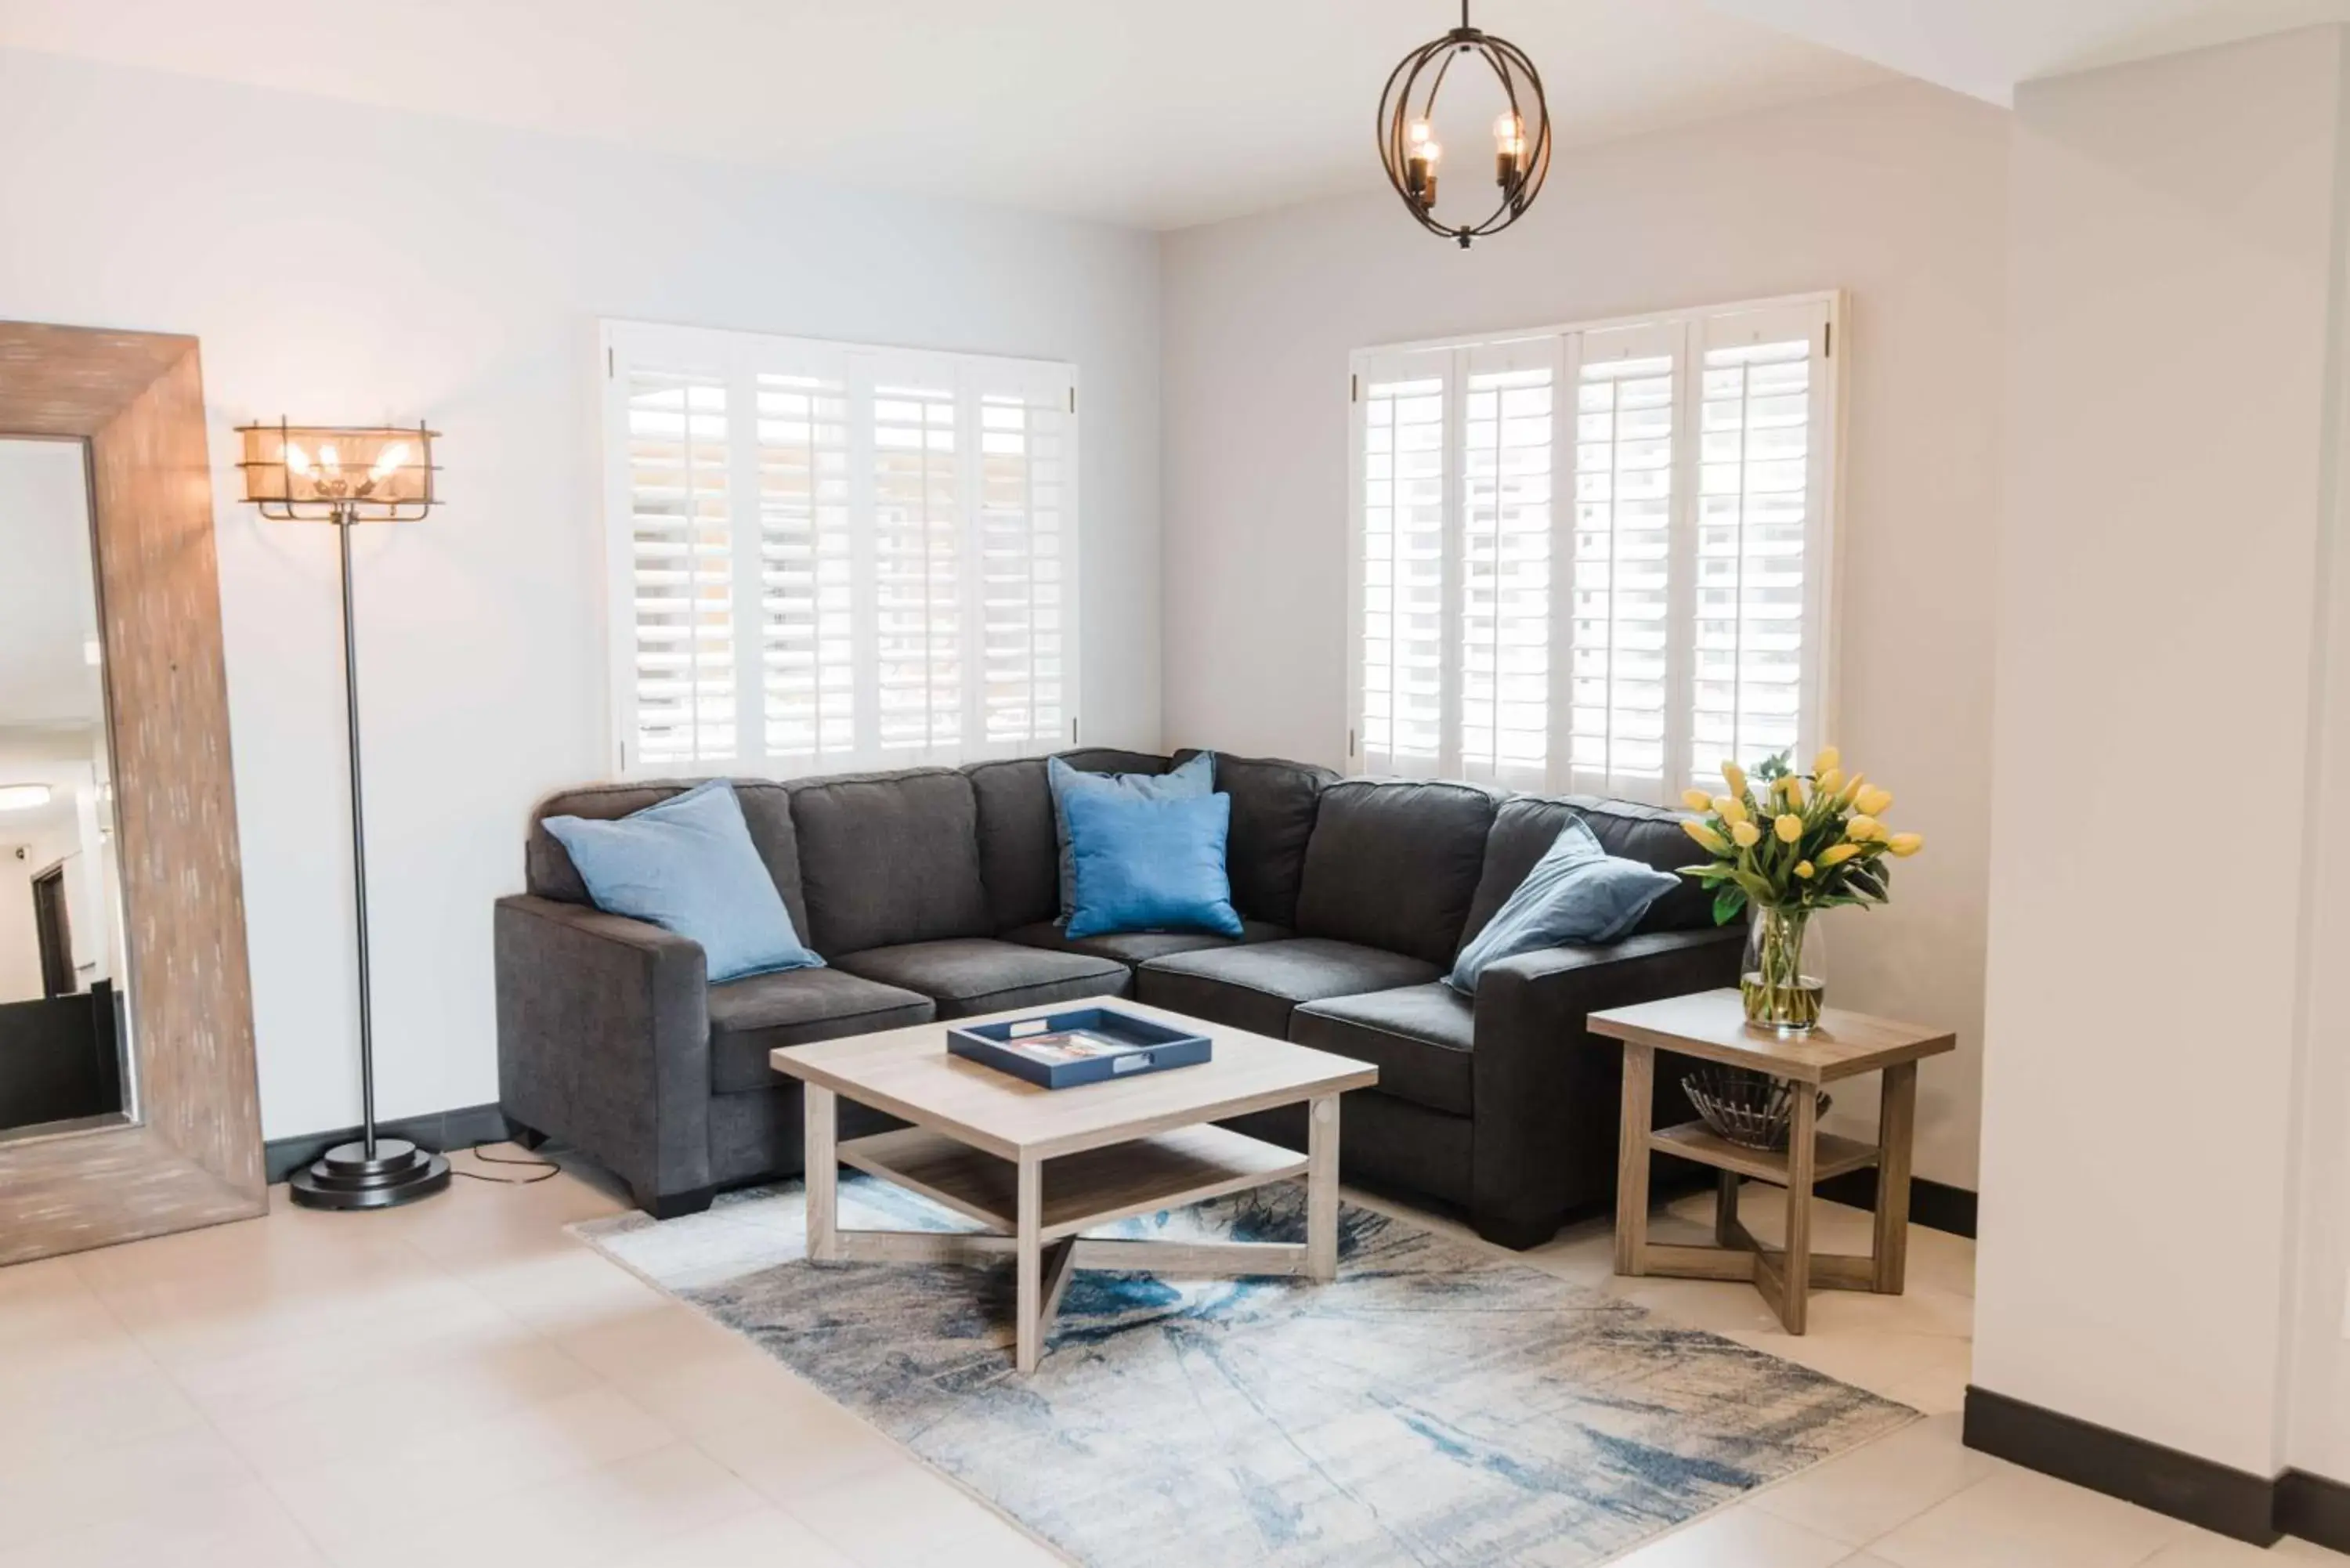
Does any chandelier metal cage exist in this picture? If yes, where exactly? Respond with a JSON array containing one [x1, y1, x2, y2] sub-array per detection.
[[1376, 1, 1553, 247]]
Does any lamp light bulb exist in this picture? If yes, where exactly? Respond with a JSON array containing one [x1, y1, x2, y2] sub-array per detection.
[[368, 442, 409, 482], [284, 442, 313, 476]]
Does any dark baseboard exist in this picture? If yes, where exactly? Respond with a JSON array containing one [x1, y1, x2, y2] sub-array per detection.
[[1965, 1386, 2350, 1549], [265, 1101, 512, 1184], [2280, 1469, 2350, 1555], [1813, 1169, 1977, 1239]]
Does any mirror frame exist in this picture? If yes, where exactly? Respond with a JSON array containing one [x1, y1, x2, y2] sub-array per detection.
[[0, 322, 264, 1261]]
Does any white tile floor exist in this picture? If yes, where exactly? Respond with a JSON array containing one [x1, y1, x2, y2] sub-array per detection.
[[1, 1147, 2337, 1568]]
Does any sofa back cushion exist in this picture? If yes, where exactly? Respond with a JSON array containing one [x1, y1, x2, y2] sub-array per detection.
[[1292, 779, 1498, 966], [1172, 749, 1335, 927], [965, 749, 1170, 932], [526, 779, 810, 943], [1461, 794, 1714, 947], [790, 768, 989, 956]]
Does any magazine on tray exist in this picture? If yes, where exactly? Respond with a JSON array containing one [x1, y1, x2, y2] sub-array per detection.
[[996, 1028, 1140, 1065]]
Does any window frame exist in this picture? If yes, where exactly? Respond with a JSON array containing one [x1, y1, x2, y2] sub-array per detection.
[[599, 318, 1080, 780], [1344, 289, 1844, 804]]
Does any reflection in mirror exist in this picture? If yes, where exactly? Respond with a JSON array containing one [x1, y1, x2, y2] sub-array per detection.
[[0, 436, 132, 1139]]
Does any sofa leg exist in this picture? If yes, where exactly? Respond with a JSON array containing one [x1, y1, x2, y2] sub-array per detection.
[[1473, 1211, 1562, 1252], [637, 1183, 714, 1220], [508, 1122, 548, 1152]]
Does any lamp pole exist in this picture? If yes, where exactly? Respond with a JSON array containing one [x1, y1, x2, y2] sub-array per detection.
[[284, 494, 449, 1209]]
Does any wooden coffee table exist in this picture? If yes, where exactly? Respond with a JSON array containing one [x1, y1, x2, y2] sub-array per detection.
[[770, 1000, 1377, 1373], [1589, 989, 1955, 1335]]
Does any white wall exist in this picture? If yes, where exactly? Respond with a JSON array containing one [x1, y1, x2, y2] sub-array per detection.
[[1160, 80, 2008, 1189], [0, 46, 1162, 1140], [1974, 27, 2350, 1479], [0, 846, 39, 1003]]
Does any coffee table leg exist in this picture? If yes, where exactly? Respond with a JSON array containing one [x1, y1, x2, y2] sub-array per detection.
[[1872, 1062, 1918, 1293], [1307, 1093, 1340, 1283], [1715, 1170, 1741, 1248], [1781, 1080, 1817, 1334], [804, 1085, 837, 1263], [1614, 1043, 1654, 1276], [1014, 1154, 1043, 1373]]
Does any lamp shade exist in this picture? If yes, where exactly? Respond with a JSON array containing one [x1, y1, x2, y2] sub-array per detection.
[[236, 420, 439, 521]]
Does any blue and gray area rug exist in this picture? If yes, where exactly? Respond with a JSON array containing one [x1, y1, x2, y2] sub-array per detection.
[[577, 1177, 1911, 1567]]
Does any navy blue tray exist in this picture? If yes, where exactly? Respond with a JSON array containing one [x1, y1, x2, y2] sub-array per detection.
[[947, 1006, 1213, 1090]]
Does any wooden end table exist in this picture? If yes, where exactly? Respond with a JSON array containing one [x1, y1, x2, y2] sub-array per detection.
[[771, 1000, 1376, 1373], [1588, 989, 1954, 1335]]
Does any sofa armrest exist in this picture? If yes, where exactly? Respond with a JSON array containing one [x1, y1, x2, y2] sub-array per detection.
[[494, 894, 712, 1211], [1468, 926, 1744, 1245]]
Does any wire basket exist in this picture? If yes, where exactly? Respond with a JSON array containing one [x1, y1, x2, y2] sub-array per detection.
[[1681, 1066, 1831, 1152]]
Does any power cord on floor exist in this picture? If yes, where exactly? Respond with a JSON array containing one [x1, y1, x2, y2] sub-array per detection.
[[450, 1139, 563, 1185]]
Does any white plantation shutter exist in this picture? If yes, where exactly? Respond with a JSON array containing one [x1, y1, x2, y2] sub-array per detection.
[[1348, 293, 1838, 804], [869, 364, 965, 759], [1459, 338, 1558, 789], [1354, 349, 1450, 776], [755, 370, 853, 761], [1691, 304, 1828, 793], [620, 367, 736, 769], [976, 383, 1070, 750], [604, 322, 1076, 777], [1569, 322, 1682, 797]]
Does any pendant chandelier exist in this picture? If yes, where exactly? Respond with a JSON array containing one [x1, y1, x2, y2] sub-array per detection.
[[1376, 1, 1552, 247]]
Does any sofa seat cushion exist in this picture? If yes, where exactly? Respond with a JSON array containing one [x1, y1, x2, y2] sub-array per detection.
[[1135, 938, 1441, 1040], [1003, 919, 1291, 968], [1291, 983, 1473, 1116], [832, 938, 1129, 1021], [707, 967, 936, 1093]]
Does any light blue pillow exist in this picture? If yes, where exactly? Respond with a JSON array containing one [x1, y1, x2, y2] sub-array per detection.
[[1047, 751, 1215, 923], [1064, 790, 1243, 941], [542, 780, 822, 984], [1445, 818, 1678, 995]]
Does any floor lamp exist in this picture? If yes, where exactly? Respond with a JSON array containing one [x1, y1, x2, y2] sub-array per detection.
[[237, 418, 450, 1210]]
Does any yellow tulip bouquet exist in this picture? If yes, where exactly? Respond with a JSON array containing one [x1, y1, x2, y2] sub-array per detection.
[[1676, 747, 1922, 1031]]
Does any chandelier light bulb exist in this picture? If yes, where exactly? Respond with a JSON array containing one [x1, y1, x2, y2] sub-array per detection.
[[368, 442, 409, 482], [318, 443, 342, 475], [284, 441, 313, 477]]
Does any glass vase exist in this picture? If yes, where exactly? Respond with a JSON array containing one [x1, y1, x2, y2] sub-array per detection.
[[1742, 905, 1824, 1032]]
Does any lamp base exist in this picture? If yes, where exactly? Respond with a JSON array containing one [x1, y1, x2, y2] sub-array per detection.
[[287, 1136, 450, 1210]]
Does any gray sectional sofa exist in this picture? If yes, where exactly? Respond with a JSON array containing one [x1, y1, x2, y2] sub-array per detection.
[[494, 748, 1741, 1248]]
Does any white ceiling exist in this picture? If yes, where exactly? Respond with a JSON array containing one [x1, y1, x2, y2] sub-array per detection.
[[0, 439, 101, 730], [0, 732, 102, 845], [0, 0, 1889, 229], [1708, 0, 2350, 104]]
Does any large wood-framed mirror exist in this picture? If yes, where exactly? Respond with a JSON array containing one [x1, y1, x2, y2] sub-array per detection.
[[0, 322, 263, 1262]]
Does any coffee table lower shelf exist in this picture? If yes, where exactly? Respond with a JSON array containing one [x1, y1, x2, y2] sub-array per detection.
[[803, 1088, 1344, 1371], [838, 1123, 1309, 1247]]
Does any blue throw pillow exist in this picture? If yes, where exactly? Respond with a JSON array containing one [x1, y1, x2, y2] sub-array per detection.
[[1445, 818, 1678, 995], [541, 780, 822, 984], [1047, 751, 1215, 922], [1063, 790, 1243, 941]]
